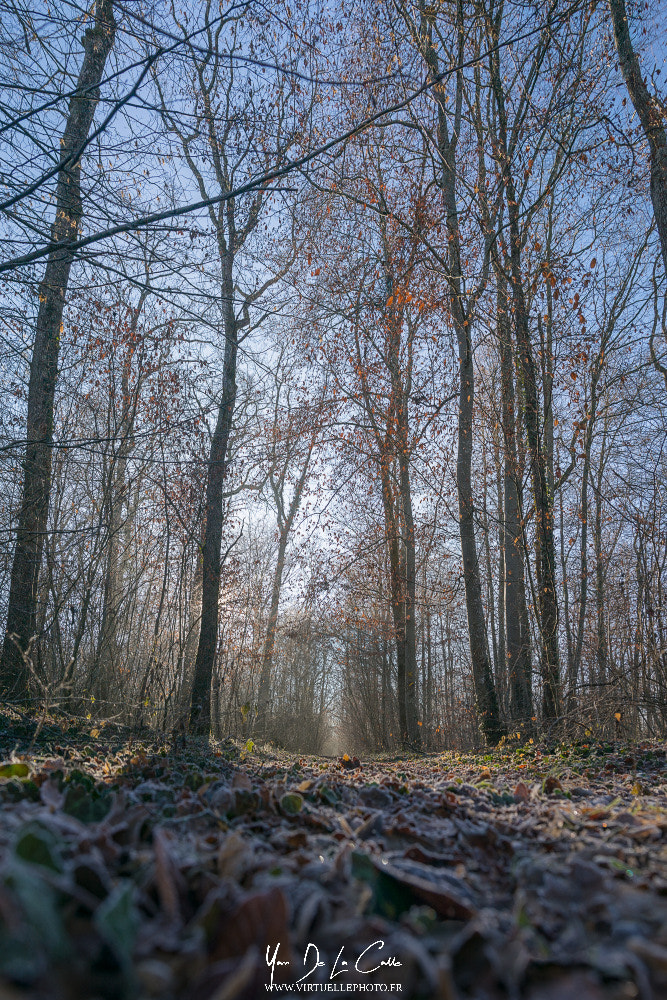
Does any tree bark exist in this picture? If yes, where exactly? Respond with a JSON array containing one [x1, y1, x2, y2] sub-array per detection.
[[411, 1, 503, 744], [594, 420, 609, 691], [609, 0, 667, 274], [396, 404, 421, 746], [496, 265, 533, 724], [379, 470, 409, 742], [154, 4, 291, 734], [482, 434, 499, 680], [456, 311, 504, 744], [189, 259, 238, 734], [494, 420, 507, 710], [257, 530, 288, 730], [1, 0, 116, 697], [570, 383, 598, 711], [488, 33, 562, 724], [95, 301, 145, 712], [257, 404, 316, 735]]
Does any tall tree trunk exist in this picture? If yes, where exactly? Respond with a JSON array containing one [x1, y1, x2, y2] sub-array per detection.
[[396, 412, 421, 746], [497, 265, 533, 724], [0, 0, 116, 696], [257, 529, 289, 731], [489, 37, 562, 723], [456, 318, 504, 744], [381, 635, 390, 749], [95, 311, 144, 713], [560, 485, 575, 718], [482, 433, 499, 681], [571, 386, 598, 709], [189, 263, 238, 734], [509, 248, 560, 722], [412, 3, 503, 744], [594, 421, 609, 692], [494, 423, 506, 709], [95, 493, 122, 711], [379, 471, 409, 742], [257, 416, 316, 735], [609, 0, 667, 274], [354, 294, 413, 743], [135, 446, 172, 728]]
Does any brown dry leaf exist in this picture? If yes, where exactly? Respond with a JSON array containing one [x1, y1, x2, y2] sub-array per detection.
[[211, 887, 290, 965], [297, 779, 313, 792], [580, 807, 611, 821], [338, 815, 355, 838], [544, 777, 564, 795], [514, 782, 530, 802], [217, 831, 252, 879], [232, 772, 253, 792], [403, 844, 454, 865], [284, 829, 308, 849], [40, 758, 67, 775], [153, 827, 187, 923], [377, 858, 476, 920], [626, 824, 661, 841]]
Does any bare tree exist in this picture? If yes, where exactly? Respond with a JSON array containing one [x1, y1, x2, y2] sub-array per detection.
[[256, 348, 323, 732], [1, 0, 116, 696], [609, 0, 667, 275], [153, 2, 297, 733], [398, 0, 504, 743]]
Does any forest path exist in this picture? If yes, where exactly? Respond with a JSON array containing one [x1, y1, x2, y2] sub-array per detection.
[[0, 711, 666, 999]]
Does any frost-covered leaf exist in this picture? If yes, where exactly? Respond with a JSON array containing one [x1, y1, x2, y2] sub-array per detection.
[[279, 792, 303, 815], [14, 820, 64, 872], [94, 880, 139, 968]]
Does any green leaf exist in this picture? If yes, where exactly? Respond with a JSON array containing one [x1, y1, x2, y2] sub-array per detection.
[[0, 761, 30, 778], [63, 782, 112, 823], [66, 769, 95, 791], [319, 784, 339, 806], [229, 788, 260, 817], [351, 851, 415, 920], [3, 863, 69, 964], [280, 792, 304, 815], [3, 777, 40, 802], [184, 770, 204, 791], [94, 881, 139, 969], [14, 821, 64, 873]]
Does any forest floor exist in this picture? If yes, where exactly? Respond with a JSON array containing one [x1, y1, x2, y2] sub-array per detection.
[[0, 710, 666, 1000]]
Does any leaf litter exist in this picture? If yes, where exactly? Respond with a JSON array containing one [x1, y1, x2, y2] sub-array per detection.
[[0, 712, 666, 998]]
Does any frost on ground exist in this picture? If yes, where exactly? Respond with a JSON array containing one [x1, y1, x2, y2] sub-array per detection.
[[0, 710, 666, 999]]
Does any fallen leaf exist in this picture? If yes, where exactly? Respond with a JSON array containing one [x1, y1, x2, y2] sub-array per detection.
[[0, 762, 30, 779], [153, 828, 187, 922], [218, 831, 252, 879], [212, 888, 290, 964], [279, 792, 304, 815], [352, 851, 475, 921]]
